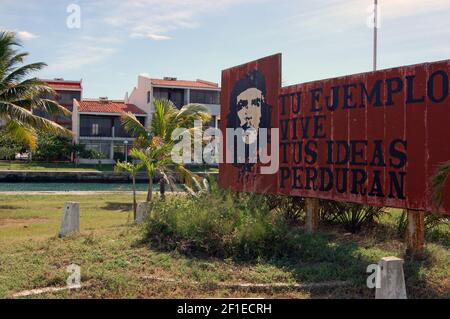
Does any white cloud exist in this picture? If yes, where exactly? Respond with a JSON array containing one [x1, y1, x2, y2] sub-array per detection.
[[0, 28, 38, 40], [146, 34, 172, 41], [45, 36, 119, 73], [131, 33, 172, 41], [42, 0, 262, 70], [283, 0, 450, 36], [97, 0, 263, 40], [17, 31, 38, 40]]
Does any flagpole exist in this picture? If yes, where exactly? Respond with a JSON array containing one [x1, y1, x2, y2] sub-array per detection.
[[373, 0, 378, 71]]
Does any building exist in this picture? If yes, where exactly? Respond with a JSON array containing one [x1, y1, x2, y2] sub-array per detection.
[[38, 78, 83, 129], [49, 74, 221, 164], [126, 74, 221, 128], [72, 97, 146, 164]]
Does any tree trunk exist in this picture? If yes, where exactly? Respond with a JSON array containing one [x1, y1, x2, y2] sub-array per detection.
[[147, 175, 153, 202], [132, 175, 137, 221], [160, 178, 166, 200]]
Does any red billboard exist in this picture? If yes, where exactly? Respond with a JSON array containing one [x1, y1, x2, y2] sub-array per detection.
[[219, 54, 450, 214]]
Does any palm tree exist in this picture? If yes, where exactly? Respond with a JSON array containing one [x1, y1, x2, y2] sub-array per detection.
[[432, 161, 450, 205], [122, 99, 211, 195], [0, 31, 71, 149], [114, 160, 144, 219], [122, 99, 211, 144], [130, 137, 174, 202]]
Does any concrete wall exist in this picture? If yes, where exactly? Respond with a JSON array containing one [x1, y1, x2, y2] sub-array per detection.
[[0, 170, 218, 183], [0, 171, 147, 182], [127, 74, 153, 126]]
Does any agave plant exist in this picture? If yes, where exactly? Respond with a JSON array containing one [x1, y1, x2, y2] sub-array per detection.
[[320, 200, 384, 233], [183, 178, 210, 199], [0, 31, 71, 149]]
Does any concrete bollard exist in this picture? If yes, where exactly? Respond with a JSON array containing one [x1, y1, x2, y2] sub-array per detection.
[[375, 256, 407, 299], [59, 202, 80, 237], [135, 202, 149, 224]]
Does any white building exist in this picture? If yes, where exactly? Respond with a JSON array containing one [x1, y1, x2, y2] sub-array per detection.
[[72, 98, 146, 164], [70, 75, 221, 164], [126, 74, 221, 128]]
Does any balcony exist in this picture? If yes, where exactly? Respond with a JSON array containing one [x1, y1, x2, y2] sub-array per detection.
[[79, 115, 133, 138]]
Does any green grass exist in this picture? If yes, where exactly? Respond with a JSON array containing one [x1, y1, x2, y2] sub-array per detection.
[[0, 161, 114, 172], [0, 194, 448, 299]]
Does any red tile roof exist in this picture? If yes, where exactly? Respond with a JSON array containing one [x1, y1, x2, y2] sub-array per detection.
[[77, 99, 146, 115], [42, 79, 82, 90], [151, 78, 219, 89]]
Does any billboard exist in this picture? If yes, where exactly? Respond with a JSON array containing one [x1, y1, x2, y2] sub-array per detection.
[[219, 54, 450, 214]]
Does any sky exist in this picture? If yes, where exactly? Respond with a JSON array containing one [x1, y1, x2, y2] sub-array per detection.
[[1, 0, 449, 99]]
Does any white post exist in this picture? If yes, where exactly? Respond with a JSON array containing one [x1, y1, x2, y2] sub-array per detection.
[[59, 202, 80, 237], [375, 256, 407, 299], [135, 202, 149, 224]]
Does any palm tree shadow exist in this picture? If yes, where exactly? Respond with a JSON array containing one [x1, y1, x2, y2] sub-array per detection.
[[102, 202, 133, 212], [135, 228, 379, 298], [133, 223, 449, 298]]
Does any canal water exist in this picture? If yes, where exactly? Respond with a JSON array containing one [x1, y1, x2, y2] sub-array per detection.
[[0, 182, 183, 192]]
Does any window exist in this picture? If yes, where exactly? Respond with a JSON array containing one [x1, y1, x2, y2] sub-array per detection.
[[153, 88, 184, 109], [80, 115, 114, 137], [92, 123, 99, 136], [147, 91, 151, 103], [57, 91, 81, 105], [190, 90, 220, 104], [82, 141, 111, 159], [153, 88, 169, 100]]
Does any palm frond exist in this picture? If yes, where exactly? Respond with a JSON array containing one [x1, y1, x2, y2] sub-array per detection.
[[2, 119, 37, 149], [3, 62, 47, 84], [32, 99, 71, 116], [0, 78, 56, 100], [0, 101, 71, 137], [175, 164, 201, 190], [121, 112, 148, 137], [115, 160, 144, 175], [175, 103, 211, 127], [130, 148, 154, 174], [0, 31, 71, 141], [151, 99, 177, 141], [432, 161, 450, 205]]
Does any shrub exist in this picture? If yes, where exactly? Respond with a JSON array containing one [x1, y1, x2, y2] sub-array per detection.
[[144, 179, 295, 260], [320, 200, 384, 233], [396, 211, 449, 238], [0, 129, 27, 160], [264, 194, 305, 224], [32, 132, 93, 162]]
